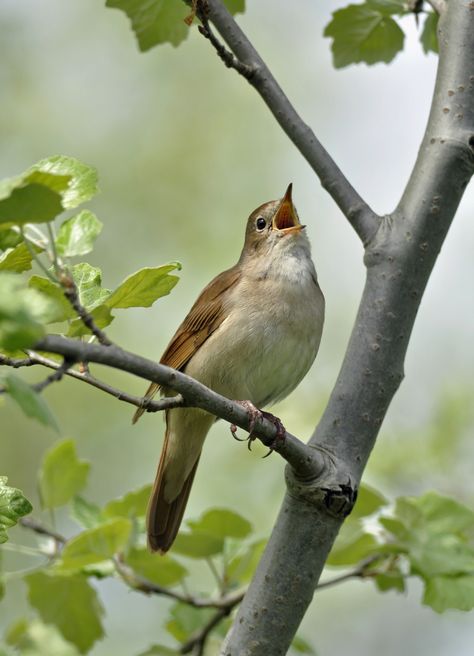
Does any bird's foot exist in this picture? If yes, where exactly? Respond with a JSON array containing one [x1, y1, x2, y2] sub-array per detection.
[[229, 402, 286, 457]]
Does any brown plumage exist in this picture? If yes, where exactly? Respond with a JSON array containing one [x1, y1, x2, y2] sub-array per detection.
[[133, 186, 325, 553]]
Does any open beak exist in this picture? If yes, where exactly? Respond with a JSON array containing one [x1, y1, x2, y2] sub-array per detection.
[[271, 183, 305, 235]]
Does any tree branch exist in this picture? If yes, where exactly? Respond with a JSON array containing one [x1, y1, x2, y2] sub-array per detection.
[[32, 335, 328, 479], [0, 351, 186, 413], [195, 0, 380, 245], [222, 1, 474, 653]]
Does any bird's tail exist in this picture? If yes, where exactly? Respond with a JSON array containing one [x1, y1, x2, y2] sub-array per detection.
[[146, 409, 213, 553]]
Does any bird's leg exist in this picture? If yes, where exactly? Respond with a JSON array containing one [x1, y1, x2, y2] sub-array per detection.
[[229, 402, 286, 456]]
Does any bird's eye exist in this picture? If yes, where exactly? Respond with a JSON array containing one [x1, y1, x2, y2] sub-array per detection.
[[256, 217, 266, 231]]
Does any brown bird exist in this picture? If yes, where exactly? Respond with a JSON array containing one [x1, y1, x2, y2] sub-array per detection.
[[133, 185, 325, 553]]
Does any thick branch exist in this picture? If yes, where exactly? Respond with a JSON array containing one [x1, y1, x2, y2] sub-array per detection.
[[223, 2, 474, 653], [33, 335, 326, 479], [198, 0, 380, 245]]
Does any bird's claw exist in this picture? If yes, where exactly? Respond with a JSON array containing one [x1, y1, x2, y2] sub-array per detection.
[[230, 402, 286, 457]]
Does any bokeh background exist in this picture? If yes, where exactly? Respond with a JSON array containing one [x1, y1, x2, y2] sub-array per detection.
[[1, 0, 473, 654]]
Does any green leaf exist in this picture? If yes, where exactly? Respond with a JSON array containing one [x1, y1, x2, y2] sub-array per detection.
[[70, 263, 111, 310], [375, 570, 405, 593], [396, 492, 474, 535], [0, 243, 42, 274], [105, 0, 191, 51], [351, 484, 387, 519], [56, 211, 103, 258], [291, 634, 317, 655], [0, 476, 33, 544], [172, 531, 224, 558], [423, 574, 474, 612], [324, 4, 405, 68], [0, 156, 98, 225], [0, 227, 22, 250], [165, 603, 214, 642], [5, 619, 81, 656], [226, 538, 266, 585], [327, 520, 378, 566], [5, 373, 58, 432], [223, 0, 246, 14], [0, 273, 58, 350], [39, 439, 90, 509], [125, 547, 188, 586], [26, 572, 104, 653], [105, 263, 180, 309], [420, 11, 439, 55], [103, 484, 152, 519], [56, 518, 131, 571], [71, 496, 104, 529], [366, 0, 408, 14], [188, 508, 252, 540], [66, 304, 114, 337], [137, 647, 179, 656], [28, 276, 75, 323]]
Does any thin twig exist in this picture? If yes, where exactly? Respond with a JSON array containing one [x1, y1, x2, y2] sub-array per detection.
[[20, 227, 56, 282], [32, 357, 74, 393], [197, 10, 254, 79], [19, 516, 66, 546], [3, 350, 185, 413], [194, 0, 380, 245], [59, 271, 112, 346], [180, 606, 231, 655], [113, 555, 246, 609]]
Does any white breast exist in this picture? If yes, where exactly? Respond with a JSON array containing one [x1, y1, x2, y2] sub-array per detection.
[[185, 236, 325, 408]]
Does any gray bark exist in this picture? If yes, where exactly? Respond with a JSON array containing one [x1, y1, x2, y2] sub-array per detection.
[[219, 1, 474, 653]]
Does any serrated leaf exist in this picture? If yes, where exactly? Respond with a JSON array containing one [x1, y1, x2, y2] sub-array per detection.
[[396, 492, 474, 535], [324, 4, 405, 68], [103, 484, 152, 519], [0, 156, 98, 225], [351, 484, 387, 519], [423, 574, 474, 612], [0, 476, 33, 544], [106, 0, 191, 51], [172, 531, 224, 558], [5, 619, 81, 656], [125, 547, 188, 586], [28, 276, 75, 323], [56, 518, 131, 571], [105, 264, 180, 309], [71, 496, 103, 529], [5, 373, 59, 432], [70, 263, 111, 310], [291, 634, 317, 655], [0, 243, 42, 273], [29, 156, 99, 210], [188, 508, 252, 540], [26, 572, 104, 653], [420, 12, 439, 55], [39, 439, 90, 509], [166, 603, 214, 642], [0, 273, 59, 350], [66, 304, 114, 337], [56, 211, 103, 258]]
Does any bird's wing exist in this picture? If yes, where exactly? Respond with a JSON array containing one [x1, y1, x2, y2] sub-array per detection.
[[132, 265, 241, 423]]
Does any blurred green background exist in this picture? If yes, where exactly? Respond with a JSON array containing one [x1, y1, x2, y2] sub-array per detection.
[[1, 0, 473, 654]]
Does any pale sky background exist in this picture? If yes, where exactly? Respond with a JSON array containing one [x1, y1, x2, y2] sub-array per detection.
[[0, 1, 473, 654]]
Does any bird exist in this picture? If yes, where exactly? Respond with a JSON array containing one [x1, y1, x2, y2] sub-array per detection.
[[133, 184, 325, 553]]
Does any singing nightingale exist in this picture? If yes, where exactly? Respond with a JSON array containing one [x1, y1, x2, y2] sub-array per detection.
[[133, 184, 325, 553]]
